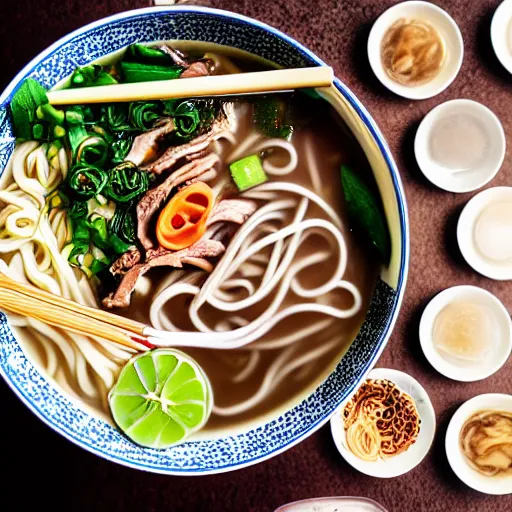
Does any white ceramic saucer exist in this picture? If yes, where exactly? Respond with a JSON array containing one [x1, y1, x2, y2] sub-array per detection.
[[419, 285, 512, 381], [414, 100, 505, 193], [458, 187, 512, 279], [368, 1, 463, 99], [446, 393, 512, 495], [330, 368, 436, 478], [491, 0, 512, 74]]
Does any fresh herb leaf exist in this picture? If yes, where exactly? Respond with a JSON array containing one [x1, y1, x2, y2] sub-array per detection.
[[10, 79, 49, 140], [341, 164, 391, 263]]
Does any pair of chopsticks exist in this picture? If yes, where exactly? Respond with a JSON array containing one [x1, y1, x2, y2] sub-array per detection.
[[0, 67, 334, 350], [0, 273, 151, 350], [46, 67, 334, 104]]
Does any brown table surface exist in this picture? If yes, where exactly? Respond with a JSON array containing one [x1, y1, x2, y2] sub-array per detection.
[[1, 0, 511, 510]]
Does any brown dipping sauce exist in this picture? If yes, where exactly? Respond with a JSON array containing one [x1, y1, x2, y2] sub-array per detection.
[[381, 18, 446, 86], [460, 410, 512, 477]]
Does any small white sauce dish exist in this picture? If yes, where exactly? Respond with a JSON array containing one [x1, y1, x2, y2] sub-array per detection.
[[458, 187, 512, 279], [419, 285, 512, 381], [446, 393, 512, 495], [330, 368, 436, 478], [414, 99, 506, 192], [491, 0, 512, 74], [367, 1, 463, 100]]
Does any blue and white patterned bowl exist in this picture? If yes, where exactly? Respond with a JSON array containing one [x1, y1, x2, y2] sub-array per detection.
[[0, 6, 408, 474]]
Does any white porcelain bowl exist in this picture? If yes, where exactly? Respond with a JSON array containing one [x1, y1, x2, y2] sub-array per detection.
[[368, 1, 463, 100], [446, 393, 512, 495], [419, 285, 512, 381], [491, 0, 512, 74], [458, 187, 512, 279], [414, 100, 505, 192], [330, 368, 435, 478]]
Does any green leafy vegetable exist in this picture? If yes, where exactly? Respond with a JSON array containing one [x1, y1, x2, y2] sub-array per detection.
[[10, 79, 65, 141], [341, 164, 391, 263], [120, 61, 183, 83], [67, 164, 108, 198], [124, 43, 174, 66], [230, 154, 268, 191], [110, 205, 136, 245], [163, 99, 217, 140], [70, 65, 119, 88], [105, 162, 149, 203], [77, 136, 109, 168], [129, 102, 162, 131], [111, 136, 134, 164]]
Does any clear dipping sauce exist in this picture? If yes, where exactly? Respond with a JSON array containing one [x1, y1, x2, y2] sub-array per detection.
[[429, 114, 489, 172], [474, 202, 512, 262], [433, 301, 495, 365]]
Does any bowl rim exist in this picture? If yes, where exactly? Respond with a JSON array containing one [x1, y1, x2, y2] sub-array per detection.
[[0, 5, 409, 474]]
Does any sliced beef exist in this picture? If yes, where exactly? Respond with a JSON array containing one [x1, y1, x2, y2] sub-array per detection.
[[125, 119, 175, 166], [144, 103, 235, 175], [207, 199, 258, 226], [157, 44, 213, 77], [157, 45, 189, 67], [136, 153, 220, 250], [180, 60, 212, 79], [103, 239, 225, 308], [110, 247, 141, 276]]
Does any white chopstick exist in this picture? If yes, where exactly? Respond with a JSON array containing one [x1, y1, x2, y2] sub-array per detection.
[[47, 67, 333, 105]]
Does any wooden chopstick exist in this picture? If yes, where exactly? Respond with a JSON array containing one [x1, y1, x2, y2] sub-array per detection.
[[0, 273, 146, 336], [0, 287, 146, 350], [46, 67, 334, 105]]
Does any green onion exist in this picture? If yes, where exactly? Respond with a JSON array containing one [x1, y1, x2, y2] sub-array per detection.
[[90, 216, 108, 248], [32, 123, 45, 140], [53, 125, 66, 138], [110, 206, 136, 244], [70, 65, 119, 88], [111, 136, 134, 164], [67, 164, 108, 198], [108, 233, 133, 255], [129, 102, 162, 131], [120, 61, 183, 83], [105, 162, 149, 203], [229, 154, 268, 191], [37, 103, 65, 125], [77, 136, 109, 168], [102, 104, 131, 132]]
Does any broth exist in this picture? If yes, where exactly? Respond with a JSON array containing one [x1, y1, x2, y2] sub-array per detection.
[[3, 42, 379, 437]]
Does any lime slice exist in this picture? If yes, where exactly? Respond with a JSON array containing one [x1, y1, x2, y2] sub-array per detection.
[[108, 349, 213, 449]]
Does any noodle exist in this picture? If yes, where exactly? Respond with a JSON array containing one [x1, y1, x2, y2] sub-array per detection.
[[0, 141, 134, 411], [343, 379, 421, 461]]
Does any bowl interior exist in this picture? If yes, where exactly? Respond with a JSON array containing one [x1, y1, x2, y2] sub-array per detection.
[[0, 6, 408, 474]]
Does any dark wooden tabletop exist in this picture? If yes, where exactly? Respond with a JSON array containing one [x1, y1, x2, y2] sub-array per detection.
[[1, 1, 511, 510]]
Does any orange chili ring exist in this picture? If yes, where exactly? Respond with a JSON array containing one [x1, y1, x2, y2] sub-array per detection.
[[156, 182, 214, 251]]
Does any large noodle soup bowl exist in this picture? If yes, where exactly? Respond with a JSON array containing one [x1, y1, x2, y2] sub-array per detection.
[[0, 7, 408, 473]]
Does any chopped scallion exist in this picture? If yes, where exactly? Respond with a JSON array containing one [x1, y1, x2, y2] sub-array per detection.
[[229, 155, 268, 191]]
